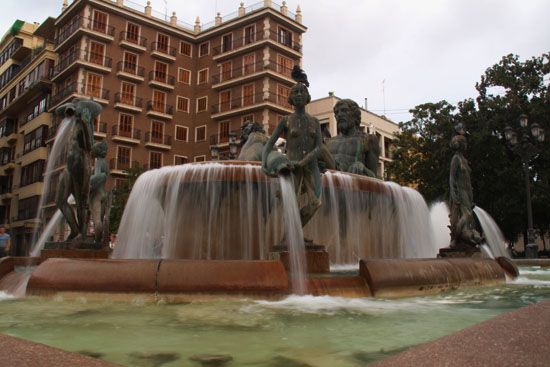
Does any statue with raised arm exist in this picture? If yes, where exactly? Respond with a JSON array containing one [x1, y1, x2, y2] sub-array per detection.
[[90, 140, 109, 244], [262, 66, 322, 227], [449, 123, 482, 250], [55, 98, 102, 241], [327, 99, 379, 177]]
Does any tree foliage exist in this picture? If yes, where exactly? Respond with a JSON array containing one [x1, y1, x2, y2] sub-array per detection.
[[388, 53, 550, 242]]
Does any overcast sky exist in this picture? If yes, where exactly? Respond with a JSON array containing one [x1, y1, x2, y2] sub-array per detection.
[[3, 0, 549, 122]]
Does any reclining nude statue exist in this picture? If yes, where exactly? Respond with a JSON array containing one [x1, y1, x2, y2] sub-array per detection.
[[262, 67, 323, 227], [449, 123, 482, 250], [327, 99, 379, 177], [55, 98, 102, 241]]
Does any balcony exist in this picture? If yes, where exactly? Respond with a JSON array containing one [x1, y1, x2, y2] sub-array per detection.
[[111, 124, 141, 144], [212, 29, 302, 61], [109, 158, 139, 175], [144, 132, 172, 150], [211, 91, 292, 119], [211, 60, 294, 89], [114, 93, 143, 113], [116, 61, 145, 82], [94, 122, 108, 138], [146, 101, 173, 120], [150, 42, 176, 62], [49, 82, 78, 109], [55, 16, 115, 50], [148, 71, 176, 90], [119, 31, 147, 52], [209, 128, 240, 146], [81, 86, 110, 105], [51, 49, 112, 81]]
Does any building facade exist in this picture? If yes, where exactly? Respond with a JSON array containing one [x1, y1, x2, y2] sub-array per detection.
[[0, 0, 306, 254], [307, 94, 399, 178]]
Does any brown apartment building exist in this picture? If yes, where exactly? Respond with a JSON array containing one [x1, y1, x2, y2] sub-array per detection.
[[0, 0, 305, 254]]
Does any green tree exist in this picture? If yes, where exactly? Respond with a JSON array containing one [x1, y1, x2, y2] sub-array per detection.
[[388, 53, 550, 243], [109, 164, 146, 234]]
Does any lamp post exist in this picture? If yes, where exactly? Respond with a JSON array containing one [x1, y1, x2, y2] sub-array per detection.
[[228, 132, 238, 160], [504, 114, 545, 258]]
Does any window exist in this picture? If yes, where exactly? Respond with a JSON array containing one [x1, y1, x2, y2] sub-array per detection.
[[126, 22, 140, 43], [120, 82, 135, 104], [179, 41, 191, 56], [176, 96, 189, 112], [243, 84, 254, 106], [219, 120, 230, 142], [196, 96, 207, 112], [85, 73, 102, 98], [123, 52, 138, 73], [199, 42, 209, 57], [151, 120, 164, 143], [278, 84, 290, 108], [154, 61, 168, 82], [197, 68, 209, 84], [243, 54, 255, 75], [17, 196, 40, 221], [89, 41, 105, 65], [92, 10, 108, 34], [152, 90, 166, 112], [20, 160, 45, 187], [174, 155, 188, 165], [221, 61, 231, 82], [175, 125, 188, 141], [117, 146, 131, 170], [220, 90, 231, 112], [118, 113, 133, 137], [222, 33, 233, 52], [278, 27, 292, 47], [277, 55, 293, 77], [195, 125, 206, 142], [23, 126, 48, 154], [149, 151, 162, 169], [242, 114, 254, 125], [177, 68, 190, 84], [156, 33, 169, 53], [244, 25, 255, 44], [194, 155, 206, 162]]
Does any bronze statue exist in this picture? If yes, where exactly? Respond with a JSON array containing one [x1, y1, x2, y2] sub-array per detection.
[[262, 67, 322, 227], [449, 123, 482, 250], [55, 98, 102, 241], [237, 122, 269, 161], [326, 99, 379, 177], [89, 140, 109, 244]]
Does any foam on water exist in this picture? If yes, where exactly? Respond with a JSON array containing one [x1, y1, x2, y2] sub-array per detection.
[[0, 292, 14, 301]]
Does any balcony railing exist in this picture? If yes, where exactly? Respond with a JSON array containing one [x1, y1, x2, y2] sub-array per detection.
[[211, 61, 264, 84], [119, 31, 147, 48], [116, 61, 145, 77], [49, 82, 78, 107], [150, 42, 177, 57], [148, 71, 176, 86], [111, 124, 141, 140], [146, 101, 173, 115], [211, 91, 291, 114], [268, 29, 302, 52], [94, 122, 108, 134], [211, 29, 301, 57], [55, 15, 116, 47], [82, 86, 109, 101], [114, 93, 143, 108], [110, 158, 139, 172], [52, 49, 112, 77], [209, 129, 240, 146], [144, 132, 172, 146]]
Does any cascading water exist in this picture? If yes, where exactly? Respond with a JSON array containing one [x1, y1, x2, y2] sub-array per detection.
[[278, 175, 306, 294], [473, 206, 509, 258], [114, 163, 441, 264], [430, 201, 451, 249], [29, 117, 73, 255]]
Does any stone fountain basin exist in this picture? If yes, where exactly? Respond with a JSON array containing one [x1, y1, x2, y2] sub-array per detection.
[[0, 256, 508, 299]]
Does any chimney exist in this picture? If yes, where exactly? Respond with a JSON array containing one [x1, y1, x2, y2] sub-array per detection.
[[364, 98, 368, 110]]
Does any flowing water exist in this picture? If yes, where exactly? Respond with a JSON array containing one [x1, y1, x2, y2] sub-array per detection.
[[278, 176, 306, 294], [0, 267, 548, 367], [114, 164, 441, 263], [473, 206, 509, 258]]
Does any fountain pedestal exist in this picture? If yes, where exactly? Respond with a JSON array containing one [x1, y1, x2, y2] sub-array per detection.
[[274, 242, 330, 274], [41, 241, 111, 262]]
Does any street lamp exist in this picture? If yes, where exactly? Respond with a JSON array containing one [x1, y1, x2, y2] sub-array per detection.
[[504, 114, 545, 258], [228, 132, 238, 160], [210, 145, 219, 161]]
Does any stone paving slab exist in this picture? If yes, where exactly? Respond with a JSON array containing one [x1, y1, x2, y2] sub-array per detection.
[[0, 334, 121, 367], [372, 300, 550, 367]]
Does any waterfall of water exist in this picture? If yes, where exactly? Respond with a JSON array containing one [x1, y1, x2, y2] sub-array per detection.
[[473, 206, 509, 258], [30, 210, 63, 257], [29, 117, 73, 256], [278, 176, 306, 294], [429, 201, 451, 249], [114, 164, 440, 263]]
